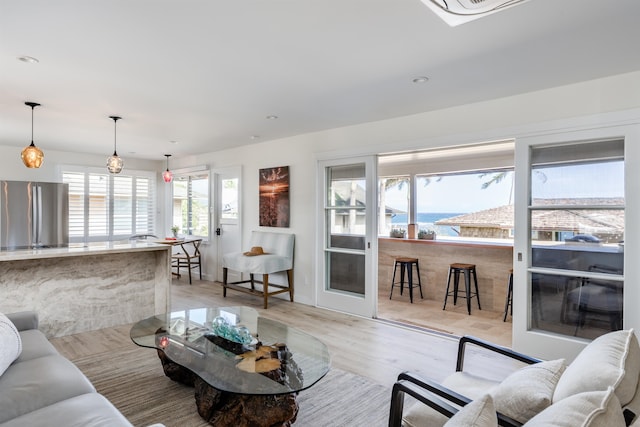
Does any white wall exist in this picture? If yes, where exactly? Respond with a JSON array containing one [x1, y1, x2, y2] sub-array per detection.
[[169, 71, 640, 306], [0, 145, 165, 233], [2, 71, 639, 309]]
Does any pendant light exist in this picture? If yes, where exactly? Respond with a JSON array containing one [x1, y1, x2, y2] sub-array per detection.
[[106, 116, 124, 174], [162, 154, 173, 183], [21, 102, 44, 168]]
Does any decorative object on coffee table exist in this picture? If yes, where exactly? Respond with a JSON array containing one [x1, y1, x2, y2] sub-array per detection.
[[130, 307, 329, 427]]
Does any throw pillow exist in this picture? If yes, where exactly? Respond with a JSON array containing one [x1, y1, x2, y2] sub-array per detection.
[[524, 387, 626, 427], [0, 312, 22, 376], [554, 329, 640, 407], [491, 359, 566, 424], [444, 394, 498, 427]]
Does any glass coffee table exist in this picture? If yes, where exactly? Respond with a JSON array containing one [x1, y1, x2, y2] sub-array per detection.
[[130, 307, 330, 426]]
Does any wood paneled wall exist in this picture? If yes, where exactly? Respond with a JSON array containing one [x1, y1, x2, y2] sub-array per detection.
[[378, 238, 513, 312]]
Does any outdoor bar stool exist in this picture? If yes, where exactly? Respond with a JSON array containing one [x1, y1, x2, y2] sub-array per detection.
[[389, 257, 423, 303], [503, 268, 513, 322], [443, 263, 481, 315]]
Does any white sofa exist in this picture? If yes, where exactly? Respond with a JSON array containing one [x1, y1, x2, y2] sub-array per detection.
[[0, 311, 141, 427], [222, 231, 295, 308], [390, 329, 640, 426]]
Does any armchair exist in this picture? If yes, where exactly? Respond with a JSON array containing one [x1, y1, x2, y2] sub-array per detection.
[[222, 231, 294, 309], [389, 329, 640, 427], [389, 336, 538, 427]]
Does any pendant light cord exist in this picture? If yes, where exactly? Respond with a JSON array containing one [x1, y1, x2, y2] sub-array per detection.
[[25, 102, 40, 146], [109, 116, 121, 156]]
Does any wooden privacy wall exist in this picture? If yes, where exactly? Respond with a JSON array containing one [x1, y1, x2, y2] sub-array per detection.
[[378, 238, 513, 312]]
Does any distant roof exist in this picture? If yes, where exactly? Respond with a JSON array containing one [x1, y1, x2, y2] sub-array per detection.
[[435, 198, 624, 233]]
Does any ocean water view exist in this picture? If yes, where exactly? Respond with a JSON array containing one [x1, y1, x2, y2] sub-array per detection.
[[391, 212, 463, 237]]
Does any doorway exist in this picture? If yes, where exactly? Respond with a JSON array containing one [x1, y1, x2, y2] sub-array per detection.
[[213, 166, 242, 283]]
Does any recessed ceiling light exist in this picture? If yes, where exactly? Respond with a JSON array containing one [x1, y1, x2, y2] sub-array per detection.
[[266, 115, 278, 120], [250, 135, 260, 140], [170, 140, 178, 144], [17, 56, 39, 64], [412, 76, 429, 84]]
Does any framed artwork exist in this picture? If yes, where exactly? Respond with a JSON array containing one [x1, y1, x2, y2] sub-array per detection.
[[259, 166, 290, 227]]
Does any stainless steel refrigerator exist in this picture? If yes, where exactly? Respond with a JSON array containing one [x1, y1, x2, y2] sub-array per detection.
[[0, 181, 69, 250]]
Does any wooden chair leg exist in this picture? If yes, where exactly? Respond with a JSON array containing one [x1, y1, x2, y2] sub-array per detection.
[[287, 269, 294, 302], [223, 268, 228, 297], [187, 259, 192, 284], [263, 274, 269, 309], [250, 274, 255, 290]]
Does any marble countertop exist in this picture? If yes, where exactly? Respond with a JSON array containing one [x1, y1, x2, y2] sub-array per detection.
[[0, 241, 171, 262]]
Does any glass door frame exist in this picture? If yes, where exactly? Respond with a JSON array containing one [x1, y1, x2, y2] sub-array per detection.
[[315, 155, 378, 318], [513, 124, 640, 361]]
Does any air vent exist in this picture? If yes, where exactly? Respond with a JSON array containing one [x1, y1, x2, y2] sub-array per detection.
[[422, 0, 530, 26]]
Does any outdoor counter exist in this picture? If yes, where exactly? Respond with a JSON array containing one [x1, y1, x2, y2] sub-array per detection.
[[0, 242, 172, 337], [378, 237, 513, 313]]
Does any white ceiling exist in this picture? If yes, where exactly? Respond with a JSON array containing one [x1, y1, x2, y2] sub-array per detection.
[[1, 0, 639, 161]]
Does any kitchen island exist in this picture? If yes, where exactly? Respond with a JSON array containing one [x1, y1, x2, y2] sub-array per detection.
[[0, 241, 171, 337]]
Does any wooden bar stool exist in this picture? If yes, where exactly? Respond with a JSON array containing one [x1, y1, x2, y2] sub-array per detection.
[[389, 257, 423, 303], [443, 263, 481, 315], [503, 268, 513, 322]]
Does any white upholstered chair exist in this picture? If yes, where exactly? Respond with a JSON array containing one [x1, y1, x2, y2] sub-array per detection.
[[222, 231, 294, 309]]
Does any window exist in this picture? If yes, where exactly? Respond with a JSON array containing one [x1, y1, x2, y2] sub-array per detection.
[[172, 171, 209, 238], [62, 167, 155, 243], [379, 169, 515, 241], [528, 139, 624, 339], [378, 141, 515, 241], [378, 176, 409, 236], [221, 178, 238, 220]]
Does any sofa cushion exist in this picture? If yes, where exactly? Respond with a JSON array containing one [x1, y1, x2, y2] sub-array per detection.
[[14, 329, 59, 363], [524, 387, 626, 426], [0, 354, 95, 423], [444, 394, 497, 427], [0, 393, 134, 427], [0, 312, 22, 376], [554, 329, 640, 407], [5, 311, 38, 332], [492, 359, 566, 424]]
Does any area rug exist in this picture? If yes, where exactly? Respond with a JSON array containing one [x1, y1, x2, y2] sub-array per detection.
[[72, 345, 390, 427]]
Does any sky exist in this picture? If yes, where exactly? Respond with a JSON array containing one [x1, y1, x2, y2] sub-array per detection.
[[384, 161, 624, 214]]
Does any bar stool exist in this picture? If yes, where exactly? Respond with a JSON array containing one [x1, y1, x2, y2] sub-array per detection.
[[389, 257, 423, 303], [503, 269, 513, 322], [443, 263, 481, 315]]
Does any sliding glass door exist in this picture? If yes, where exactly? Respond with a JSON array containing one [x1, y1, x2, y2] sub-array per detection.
[[316, 156, 378, 318], [513, 127, 638, 361]]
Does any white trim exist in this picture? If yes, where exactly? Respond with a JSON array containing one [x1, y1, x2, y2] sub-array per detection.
[[315, 155, 378, 318], [316, 107, 640, 163], [172, 165, 209, 175], [513, 123, 639, 362]]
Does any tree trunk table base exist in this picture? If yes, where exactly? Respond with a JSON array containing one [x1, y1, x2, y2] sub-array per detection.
[[156, 349, 299, 427]]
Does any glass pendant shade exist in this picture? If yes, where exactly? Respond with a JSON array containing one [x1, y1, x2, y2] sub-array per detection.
[[162, 154, 173, 183], [107, 153, 124, 174], [22, 102, 44, 168], [22, 142, 44, 168], [107, 116, 123, 174]]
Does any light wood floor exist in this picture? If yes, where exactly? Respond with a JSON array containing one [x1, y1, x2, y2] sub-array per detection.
[[51, 277, 524, 390], [377, 286, 513, 348], [173, 278, 520, 385]]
